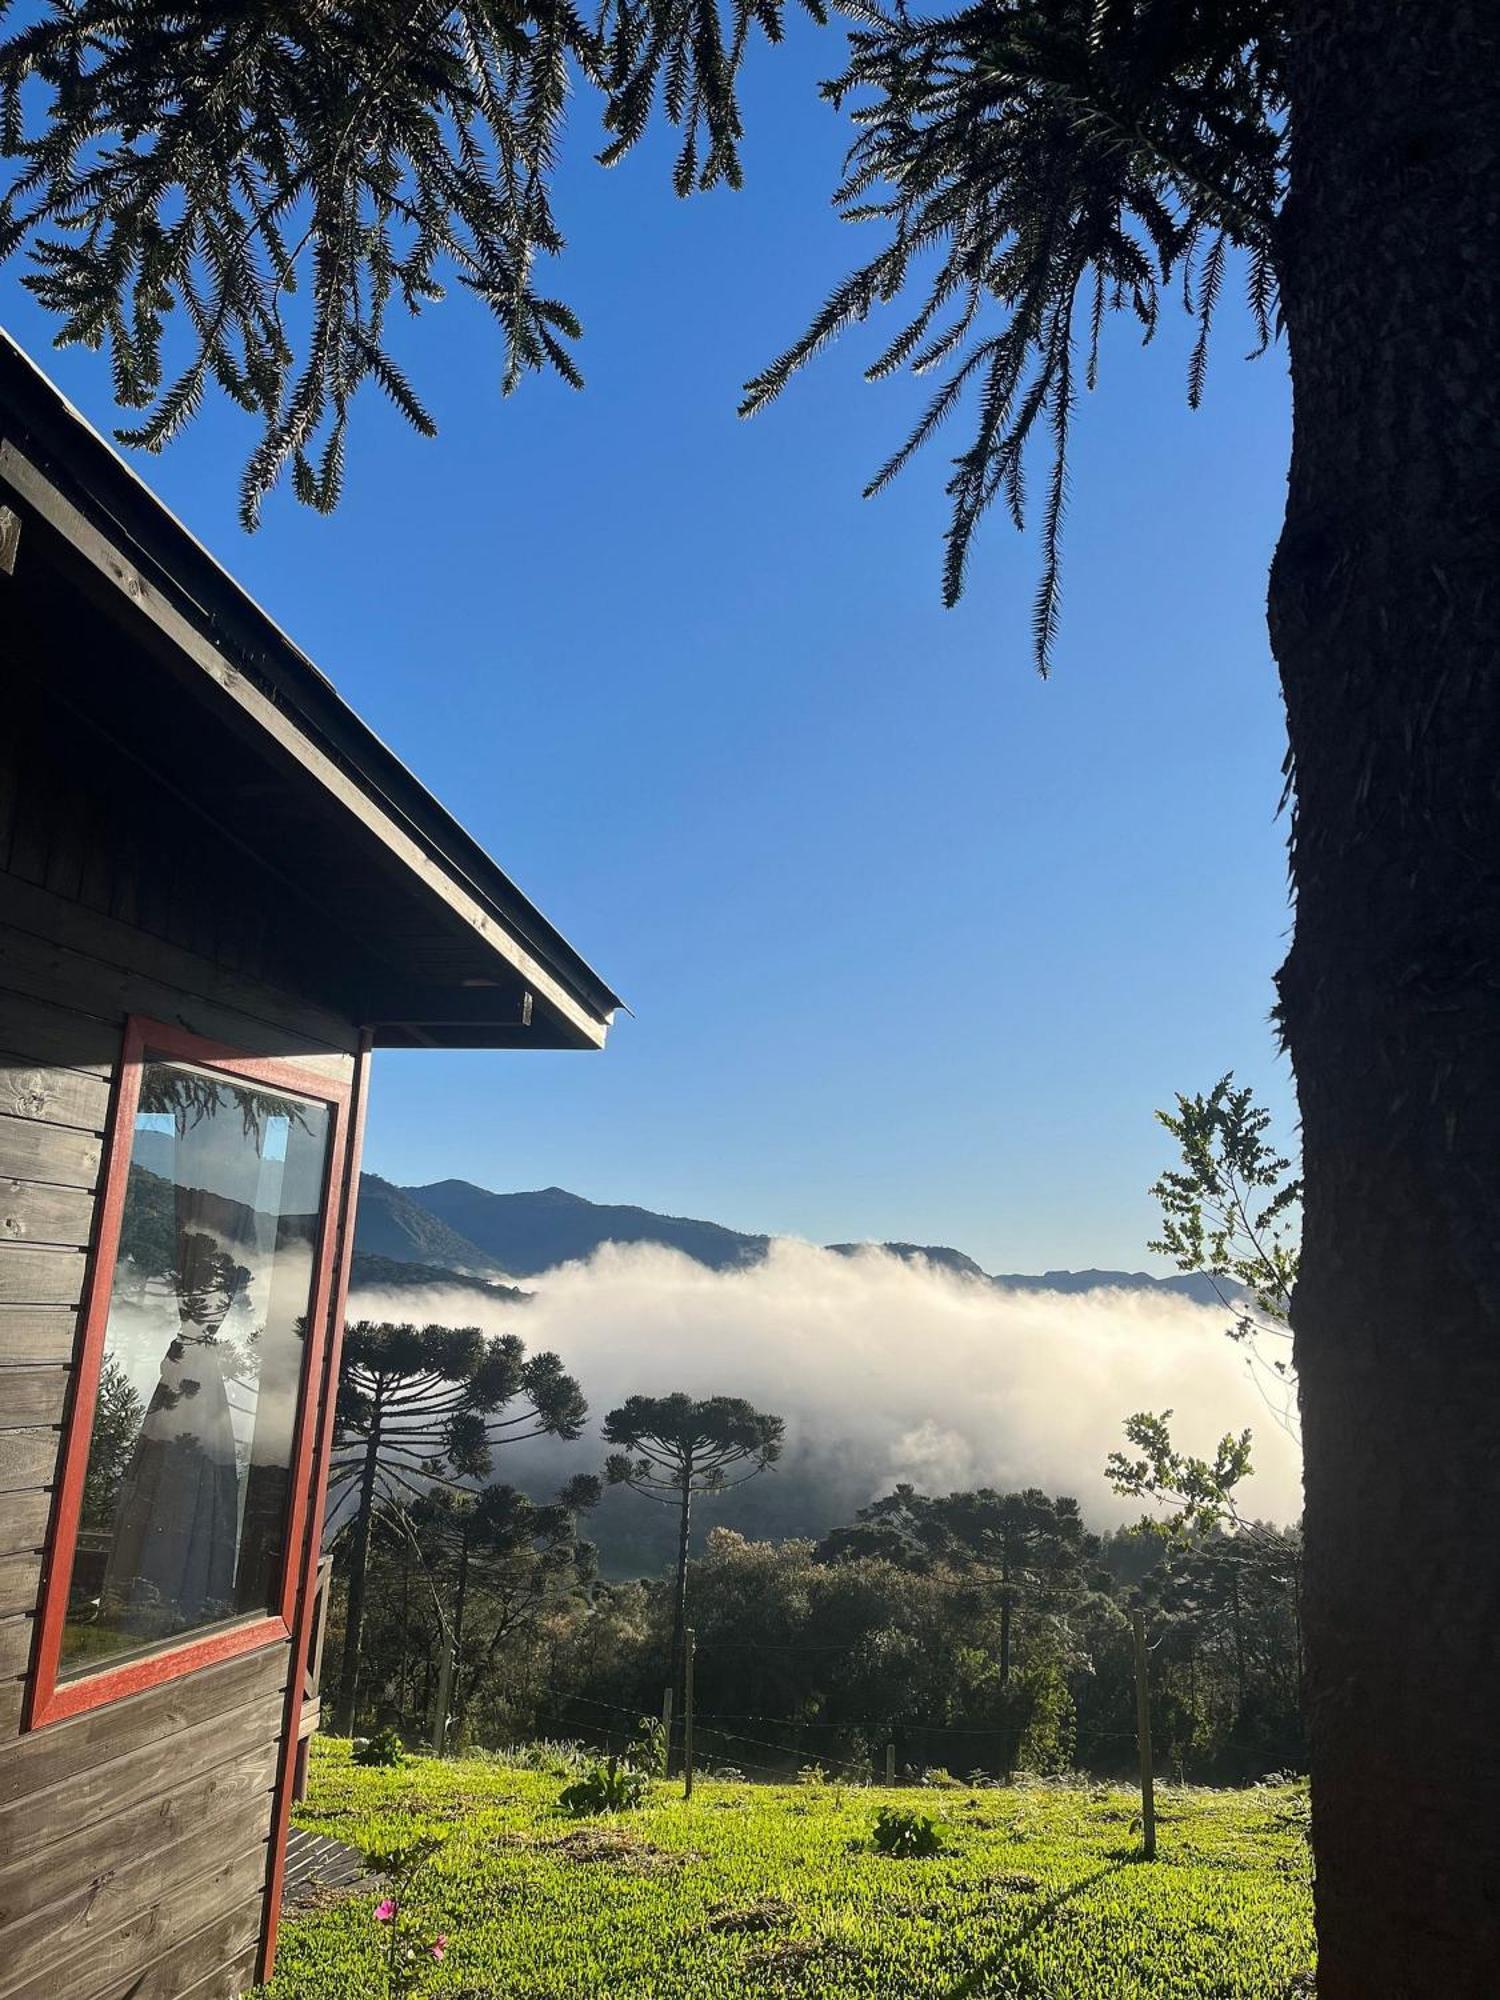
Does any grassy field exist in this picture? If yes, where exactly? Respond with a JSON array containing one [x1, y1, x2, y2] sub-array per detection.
[[264, 1742, 1314, 1999]]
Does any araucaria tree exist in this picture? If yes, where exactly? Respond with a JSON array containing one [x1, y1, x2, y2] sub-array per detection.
[[603, 1393, 783, 1739], [821, 1485, 1093, 1683], [397, 1475, 600, 1752], [329, 1320, 586, 1734], [4, 5, 1498, 1985]]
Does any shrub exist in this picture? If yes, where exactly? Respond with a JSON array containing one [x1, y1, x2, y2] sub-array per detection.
[[871, 1806, 945, 1858], [920, 1767, 963, 1789], [558, 1761, 649, 1817], [624, 1715, 668, 1777], [354, 1727, 406, 1769], [797, 1763, 828, 1787]]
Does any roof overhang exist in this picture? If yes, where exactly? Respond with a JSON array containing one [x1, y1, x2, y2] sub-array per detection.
[[0, 332, 622, 1052]]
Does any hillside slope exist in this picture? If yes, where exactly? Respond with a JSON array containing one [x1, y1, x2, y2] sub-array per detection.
[[355, 1175, 505, 1273]]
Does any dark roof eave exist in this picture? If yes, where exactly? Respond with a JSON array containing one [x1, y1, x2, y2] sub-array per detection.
[[0, 329, 624, 1040]]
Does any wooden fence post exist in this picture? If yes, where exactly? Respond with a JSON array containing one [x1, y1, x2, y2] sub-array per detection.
[[683, 1629, 696, 1801], [1132, 1608, 1157, 1860], [885, 1742, 896, 1787]]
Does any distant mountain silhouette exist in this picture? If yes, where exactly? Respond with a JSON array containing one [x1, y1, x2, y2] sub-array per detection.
[[355, 1175, 507, 1274], [354, 1176, 1232, 1307], [827, 1240, 990, 1281], [404, 1180, 769, 1277]]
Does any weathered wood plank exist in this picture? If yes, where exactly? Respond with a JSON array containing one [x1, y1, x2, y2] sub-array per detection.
[[0, 1426, 58, 1492], [0, 1742, 278, 1931], [90, 1903, 264, 2000], [0, 1778, 273, 1977], [0, 1489, 51, 1557], [0, 1687, 284, 1868], [0, 1551, 41, 1619], [0, 989, 117, 1077], [0, 1246, 84, 1306], [0, 1116, 100, 1191], [175, 1940, 261, 2000], [1, 1840, 269, 2000], [0, 1365, 69, 1425], [0, 1178, 95, 1248], [0, 1304, 78, 1366], [0, 875, 357, 1068], [0, 1059, 109, 1133], [0, 1643, 287, 1808], [0, 1613, 32, 1681]]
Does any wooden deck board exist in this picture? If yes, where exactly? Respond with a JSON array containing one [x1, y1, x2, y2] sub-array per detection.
[[280, 1828, 375, 1911]]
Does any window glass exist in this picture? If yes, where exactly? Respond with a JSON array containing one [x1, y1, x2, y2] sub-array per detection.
[[61, 1060, 331, 1676]]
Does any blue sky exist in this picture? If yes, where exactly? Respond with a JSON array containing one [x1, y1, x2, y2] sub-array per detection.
[[2, 26, 1296, 1273]]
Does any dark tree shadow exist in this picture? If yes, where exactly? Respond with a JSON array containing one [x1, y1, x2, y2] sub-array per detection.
[[942, 1859, 1133, 1999]]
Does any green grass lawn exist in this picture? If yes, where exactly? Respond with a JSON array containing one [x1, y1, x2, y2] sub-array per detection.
[[265, 1742, 1314, 1999]]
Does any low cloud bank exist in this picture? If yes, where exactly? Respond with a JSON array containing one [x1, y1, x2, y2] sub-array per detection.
[[348, 1238, 1302, 1553]]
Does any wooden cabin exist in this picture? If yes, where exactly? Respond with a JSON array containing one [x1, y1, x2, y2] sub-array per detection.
[[0, 333, 620, 1998]]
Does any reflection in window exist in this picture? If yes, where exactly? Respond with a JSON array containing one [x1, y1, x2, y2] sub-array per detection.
[[62, 1060, 330, 1676]]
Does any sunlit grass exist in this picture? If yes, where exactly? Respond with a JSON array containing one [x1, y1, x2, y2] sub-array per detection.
[[263, 1740, 1313, 1998]]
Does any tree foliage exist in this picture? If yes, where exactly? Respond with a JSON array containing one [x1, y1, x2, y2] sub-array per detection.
[[332, 1319, 586, 1517], [603, 1392, 786, 1506], [330, 1317, 586, 1732], [745, 0, 1288, 660], [603, 1390, 784, 1754], [79, 1352, 145, 1533], [495, 1511, 1301, 1786], [1151, 1074, 1299, 1342], [0, 1, 1294, 659], [0, 0, 823, 526], [1106, 1407, 1255, 1534], [354, 1476, 599, 1745], [819, 1482, 1092, 1681]]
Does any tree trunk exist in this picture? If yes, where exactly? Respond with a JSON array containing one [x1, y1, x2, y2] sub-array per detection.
[[667, 1467, 693, 1772], [438, 1524, 472, 1748], [334, 1422, 382, 1735], [1273, 8, 1500, 1990]]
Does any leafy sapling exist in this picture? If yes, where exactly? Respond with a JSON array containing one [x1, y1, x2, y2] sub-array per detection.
[[365, 1836, 449, 1998]]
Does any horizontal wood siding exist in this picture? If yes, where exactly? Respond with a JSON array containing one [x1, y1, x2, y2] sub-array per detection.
[[0, 766, 356, 1998], [0, 1742, 278, 1926], [0, 1493, 50, 1559], [1, 1846, 270, 2000], [93, 1904, 264, 2000], [0, 1304, 80, 1366], [0, 1115, 100, 1190], [0, 1557, 41, 1619], [0, 1431, 59, 1493], [0, 1177, 95, 1248], [0, 1061, 110, 1131]]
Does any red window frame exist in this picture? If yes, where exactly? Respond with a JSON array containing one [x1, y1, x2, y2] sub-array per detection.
[[27, 1015, 352, 1728]]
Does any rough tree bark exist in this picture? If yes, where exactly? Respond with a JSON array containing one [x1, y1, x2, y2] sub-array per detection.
[[1273, 7, 1500, 1992]]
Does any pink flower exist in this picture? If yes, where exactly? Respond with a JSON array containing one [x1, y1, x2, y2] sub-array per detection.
[[374, 1899, 397, 1923], [431, 1936, 448, 1962]]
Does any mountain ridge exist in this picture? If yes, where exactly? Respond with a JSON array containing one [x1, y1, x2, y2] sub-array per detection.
[[354, 1175, 1228, 1307]]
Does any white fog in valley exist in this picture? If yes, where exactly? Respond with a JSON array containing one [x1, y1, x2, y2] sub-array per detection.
[[346, 1238, 1302, 1560]]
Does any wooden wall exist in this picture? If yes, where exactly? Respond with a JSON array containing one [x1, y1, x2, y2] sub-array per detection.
[[0, 682, 360, 1998]]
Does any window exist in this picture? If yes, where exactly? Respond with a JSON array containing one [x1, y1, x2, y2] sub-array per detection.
[[30, 1020, 349, 1724]]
